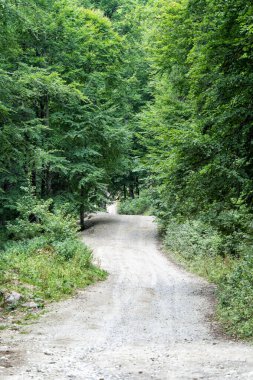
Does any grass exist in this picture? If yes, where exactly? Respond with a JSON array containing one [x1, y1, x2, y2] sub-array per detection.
[[0, 237, 107, 319], [167, 248, 235, 284]]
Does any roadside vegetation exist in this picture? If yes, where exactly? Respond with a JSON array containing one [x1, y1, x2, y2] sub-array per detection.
[[0, 190, 106, 320], [117, 191, 152, 215], [163, 221, 253, 338]]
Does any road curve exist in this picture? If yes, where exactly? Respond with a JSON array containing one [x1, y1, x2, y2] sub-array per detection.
[[1, 210, 253, 379]]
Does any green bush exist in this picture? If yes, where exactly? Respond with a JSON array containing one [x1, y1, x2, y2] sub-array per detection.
[[52, 238, 91, 261], [7, 190, 77, 244], [218, 253, 253, 338], [0, 191, 107, 313], [164, 219, 223, 259], [118, 192, 152, 215]]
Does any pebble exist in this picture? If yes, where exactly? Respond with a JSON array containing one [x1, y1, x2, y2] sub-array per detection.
[[22, 302, 38, 309]]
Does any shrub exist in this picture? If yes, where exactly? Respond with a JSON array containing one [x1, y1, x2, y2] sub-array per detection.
[[218, 253, 253, 338], [118, 191, 152, 215], [0, 190, 107, 314], [164, 219, 223, 259], [52, 238, 92, 261], [7, 189, 77, 244]]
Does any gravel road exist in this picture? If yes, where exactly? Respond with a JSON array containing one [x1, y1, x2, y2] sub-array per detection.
[[1, 206, 253, 379]]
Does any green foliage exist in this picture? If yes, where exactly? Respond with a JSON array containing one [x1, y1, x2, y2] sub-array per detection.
[[0, 0, 149, 320], [140, 0, 253, 249], [164, 220, 223, 259], [7, 189, 77, 247], [0, 0, 132, 227], [0, 238, 106, 306], [117, 191, 151, 215], [1, 0, 253, 339], [0, 191, 107, 311], [219, 253, 253, 338]]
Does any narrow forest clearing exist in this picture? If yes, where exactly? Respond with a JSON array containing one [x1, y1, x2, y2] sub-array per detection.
[[1, 210, 253, 380]]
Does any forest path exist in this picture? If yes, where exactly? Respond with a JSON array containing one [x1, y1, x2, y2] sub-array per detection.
[[1, 209, 253, 379]]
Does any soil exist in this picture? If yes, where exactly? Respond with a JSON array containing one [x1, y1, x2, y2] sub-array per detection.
[[1, 205, 253, 379]]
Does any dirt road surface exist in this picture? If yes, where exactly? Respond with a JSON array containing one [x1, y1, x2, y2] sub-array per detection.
[[1, 206, 253, 379]]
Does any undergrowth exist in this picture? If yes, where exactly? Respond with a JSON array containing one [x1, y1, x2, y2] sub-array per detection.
[[0, 239, 106, 306], [163, 219, 253, 339], [118, 191, 152, 215], [0, 190, 106, 315]]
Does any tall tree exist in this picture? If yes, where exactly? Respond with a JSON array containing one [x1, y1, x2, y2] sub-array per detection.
[[0, 0, 131, 227], [139, 0, 253, 253]]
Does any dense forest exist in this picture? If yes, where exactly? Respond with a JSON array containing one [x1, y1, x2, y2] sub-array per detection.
[[0, 0, 147, 229], [0, 0, 253, 338]]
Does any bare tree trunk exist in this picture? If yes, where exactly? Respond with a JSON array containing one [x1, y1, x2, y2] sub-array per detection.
[[129, 184, 135, 199]]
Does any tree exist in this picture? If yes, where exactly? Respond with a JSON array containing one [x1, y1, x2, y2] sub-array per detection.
[[0, 0, 131, 228], [139, 0, 253, 254]]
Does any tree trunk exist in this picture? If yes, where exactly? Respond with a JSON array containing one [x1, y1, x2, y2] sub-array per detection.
[[80, 203, 85, 231], [79, 186, 86, 230], [129, 184, 135, 199], [135, 177, 140, 197], [123, 184, 127, 199]]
